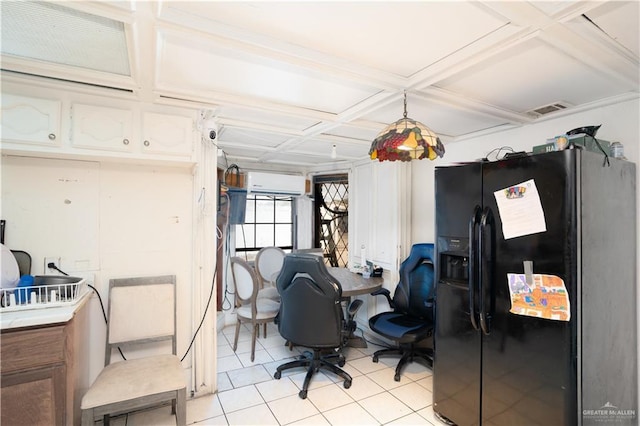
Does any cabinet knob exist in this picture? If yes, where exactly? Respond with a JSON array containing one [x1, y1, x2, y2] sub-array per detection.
[[123, 139, 130, 145], [144, 140, 150, 147], [48, 133, 56, 140]]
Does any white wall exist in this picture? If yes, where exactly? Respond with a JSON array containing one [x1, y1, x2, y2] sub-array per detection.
[[1, 156, 195, 391]]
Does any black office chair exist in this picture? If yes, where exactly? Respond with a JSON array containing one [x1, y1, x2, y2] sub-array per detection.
[[10, 250, 31, 276], [368, 243, 435, 381], [273, 254, 352, 399]]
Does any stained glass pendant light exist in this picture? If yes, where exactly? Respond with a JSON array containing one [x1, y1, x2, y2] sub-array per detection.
[[369, 91, 445, 162]]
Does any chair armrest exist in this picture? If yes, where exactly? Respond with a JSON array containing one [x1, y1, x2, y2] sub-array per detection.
[[370, 288, 393, 307], [347, 299, 363, 317]]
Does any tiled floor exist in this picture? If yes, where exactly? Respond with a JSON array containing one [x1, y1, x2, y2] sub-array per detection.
[[103, 323, 448, 425]]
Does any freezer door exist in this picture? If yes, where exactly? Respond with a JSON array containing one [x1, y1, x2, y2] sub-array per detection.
[[480, 150, 577, 426], [434, 162, 483, 426]]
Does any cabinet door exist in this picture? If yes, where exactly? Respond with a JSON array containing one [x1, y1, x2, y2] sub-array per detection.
[[350, 161, 409, 271], [142, 112, 193, 156], [71, 103, 134, 152], [1, 365, 66, 426], [1, 94, 61, 146]]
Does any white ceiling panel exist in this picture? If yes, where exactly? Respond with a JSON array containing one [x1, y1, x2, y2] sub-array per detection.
[[218, 127, 292, 149], [157, 30, 380, 114], [435, 37, 633, 113], [294, 138, 368, 159], [163, 2, 507, 78], [322, 125, 380, 142], [360, 94, 509, 138], [215, 105, 319, 132], [579, 1, 640, 57]]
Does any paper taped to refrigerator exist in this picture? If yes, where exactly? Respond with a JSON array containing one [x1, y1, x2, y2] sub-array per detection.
[[494, 179, 547, 239], [507, 273, 570, 321]]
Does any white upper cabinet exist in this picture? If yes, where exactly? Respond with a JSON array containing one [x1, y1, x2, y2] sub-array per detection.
[[141, 112, 193, 157], [1, 94, 61, 146], [0, 84, 196, 165], [71, 103, 134, 152], [350, 160, 411, 272]]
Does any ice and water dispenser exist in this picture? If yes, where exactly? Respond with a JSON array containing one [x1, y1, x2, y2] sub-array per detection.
[[438, 237, 469, 283]]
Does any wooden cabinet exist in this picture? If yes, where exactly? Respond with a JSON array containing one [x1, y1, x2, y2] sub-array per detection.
[[71, 103, 134, 153], [350, 160, 410, 271], [0, 94, 61, 146], [1, 300, 89, 426], [142, 112, 193, 157], [0, 89, 196, 165]]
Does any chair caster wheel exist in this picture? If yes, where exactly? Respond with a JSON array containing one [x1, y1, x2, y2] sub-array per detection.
[[344, 379, 352, 389], [372, 356, 379, 363], [299, 390, 307, 399], [338, 359, 346, 367], [394, 374, 401, 382], [274, 371, 281, 380]]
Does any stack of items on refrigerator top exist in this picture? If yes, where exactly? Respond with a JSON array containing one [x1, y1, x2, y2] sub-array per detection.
[[433, 137, 637, 426], [532, 124, 626, 160]]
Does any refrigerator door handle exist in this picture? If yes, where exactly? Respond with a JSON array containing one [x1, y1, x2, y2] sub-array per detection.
[[468, 205, 482, 331], [479, 207, 494, 335]]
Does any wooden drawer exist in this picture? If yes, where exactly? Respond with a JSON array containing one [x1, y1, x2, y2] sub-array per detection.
[[1, 324, 65, 373]]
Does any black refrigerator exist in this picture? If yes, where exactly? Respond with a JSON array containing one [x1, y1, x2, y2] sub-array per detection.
[[433, 149, 637, 426]]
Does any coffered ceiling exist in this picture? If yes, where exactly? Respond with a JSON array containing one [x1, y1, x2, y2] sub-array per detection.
[[1, 1, 638, 171]]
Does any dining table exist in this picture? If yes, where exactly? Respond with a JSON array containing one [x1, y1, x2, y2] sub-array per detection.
[[328, 267, 385, 348]]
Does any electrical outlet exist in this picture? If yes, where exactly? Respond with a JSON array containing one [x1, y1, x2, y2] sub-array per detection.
[[44, 257, 61, 274]]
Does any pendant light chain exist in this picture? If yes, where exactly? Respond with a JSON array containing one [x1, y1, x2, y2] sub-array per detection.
[[403, 91, 408, 119]]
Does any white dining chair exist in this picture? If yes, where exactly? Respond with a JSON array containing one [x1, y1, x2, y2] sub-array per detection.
[[80, 275, 186, 426], [254, 246, 285, 301], [230, 257, 280, 361]]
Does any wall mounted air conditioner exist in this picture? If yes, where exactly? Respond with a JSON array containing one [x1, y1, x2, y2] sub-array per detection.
[[246, 172, 305, 196]]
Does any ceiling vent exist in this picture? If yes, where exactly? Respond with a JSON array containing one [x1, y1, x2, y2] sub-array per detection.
[[1, 1, 130, 76], [527, 102, 570, 118]]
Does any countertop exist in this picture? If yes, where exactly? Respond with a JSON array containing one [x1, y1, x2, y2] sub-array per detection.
[[0, 290, 91, 330]]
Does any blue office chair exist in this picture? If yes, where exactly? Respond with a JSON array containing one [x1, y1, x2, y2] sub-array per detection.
[[368, 243, 435, 381]]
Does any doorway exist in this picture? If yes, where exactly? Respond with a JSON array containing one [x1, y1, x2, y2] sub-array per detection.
[[313, 174, 349, 268]]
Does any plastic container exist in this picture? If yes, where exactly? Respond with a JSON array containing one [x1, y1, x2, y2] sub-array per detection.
[[610, 142, 625, 159]]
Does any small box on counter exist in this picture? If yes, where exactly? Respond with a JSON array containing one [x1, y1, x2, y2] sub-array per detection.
[[533, 135, 611, 155]]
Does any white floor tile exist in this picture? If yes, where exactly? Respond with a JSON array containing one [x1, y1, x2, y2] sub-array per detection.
[[217, 385, 265, 414], [288, 413, 331, 425], [237, 348, 275, 367], [347, 355, 388, 375], [255, 377, 300, 402], [386, 412, 433, 425], [366, 368, 406, 391], [268, 394, 320, 424], [289, 369, 334, 392], [341, 374, 385, 401], [398, 361, 432, 382], [225, 403, 279, 425], [259, 334, 289, 349], [217, 355, 243, 373], [322, 402, 378, 425], [358, 392, 413, 424], [227, 364, 273, 388], [217, 372, 233, 392], [305, 382, 355, 412], [266, 344, 301, 361], [186, 394, 224, 424], [415, 375, 433, 392], [217, 343, 236, 358], [417, 405, 451, 425], [389, 382, 433, 412], [208, 326, 491, 426]]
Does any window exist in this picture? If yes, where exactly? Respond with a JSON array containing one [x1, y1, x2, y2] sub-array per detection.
[[235, 194, 294, 260]]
